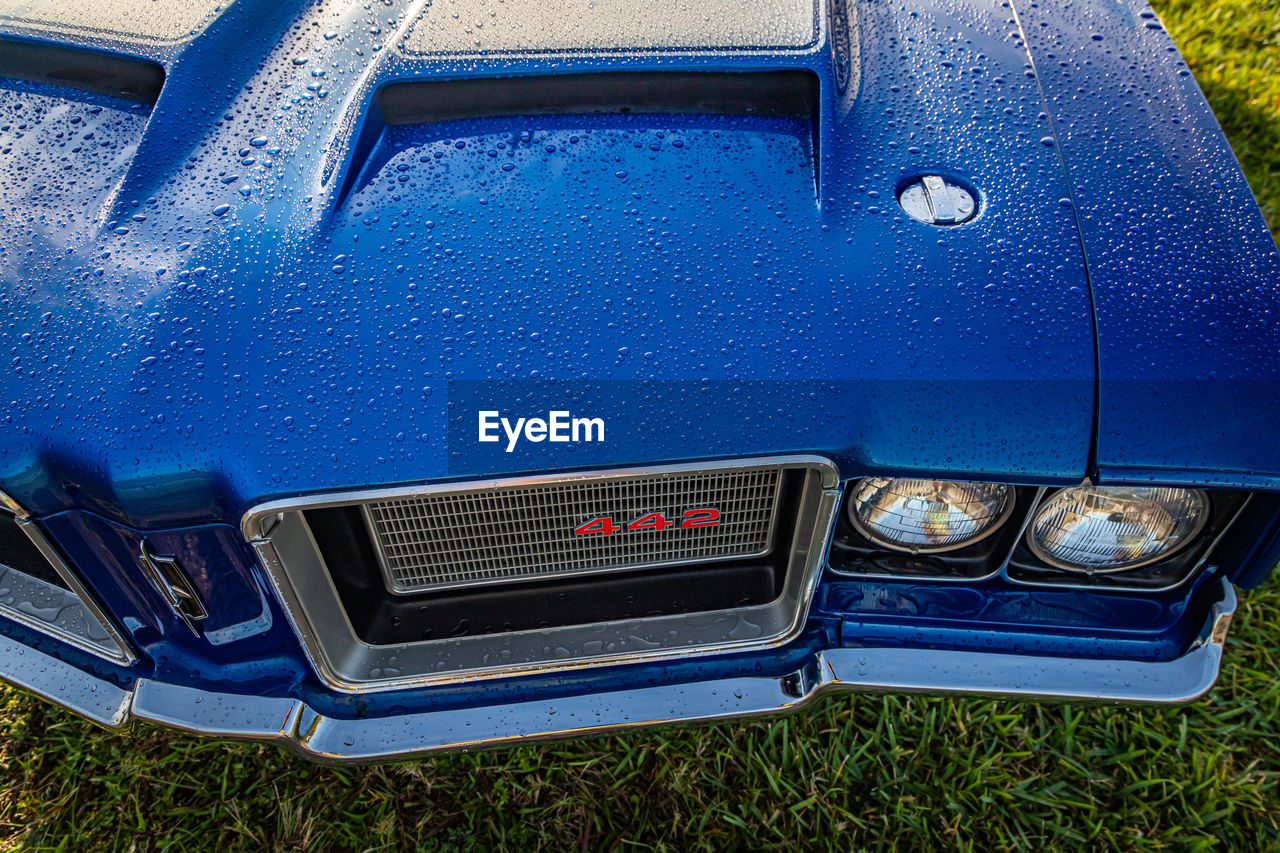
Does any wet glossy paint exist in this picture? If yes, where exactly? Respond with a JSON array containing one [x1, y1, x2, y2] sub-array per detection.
[[0, 0, 1106, 525], [0, 0, 1275, 736], [1014, 1, 1280, 488]]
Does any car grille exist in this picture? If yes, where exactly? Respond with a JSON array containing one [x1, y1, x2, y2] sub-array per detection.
[[362, 466, 783, 594]]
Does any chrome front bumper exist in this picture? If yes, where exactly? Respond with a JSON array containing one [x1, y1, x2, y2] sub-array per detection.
[[0, 578, 1237, 763]]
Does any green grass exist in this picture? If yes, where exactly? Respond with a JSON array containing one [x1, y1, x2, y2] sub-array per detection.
[[1158, 0, 1280, 240], [3, 1, 1280, 849]]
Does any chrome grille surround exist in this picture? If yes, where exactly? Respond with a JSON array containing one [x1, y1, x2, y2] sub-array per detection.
[[363, 467, 783, 594], [242, 456, 842, 692]]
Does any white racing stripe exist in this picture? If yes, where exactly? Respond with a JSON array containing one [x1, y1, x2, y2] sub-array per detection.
[[0, 0, 231, 42], [403, 0, 817, 55]]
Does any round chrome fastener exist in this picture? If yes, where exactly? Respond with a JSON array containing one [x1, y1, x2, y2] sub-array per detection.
[[898, 175, 977, 225]]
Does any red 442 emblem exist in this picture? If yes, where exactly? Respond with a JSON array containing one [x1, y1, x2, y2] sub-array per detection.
[[573, 509, 720, 536]]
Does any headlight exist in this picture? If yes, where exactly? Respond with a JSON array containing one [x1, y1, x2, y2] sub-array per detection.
[[847, 478, 1015, 553], [1027, 485, 1208, 572]]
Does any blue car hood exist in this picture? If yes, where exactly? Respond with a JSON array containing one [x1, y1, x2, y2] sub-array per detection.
[[1, 0, 1103, 525]]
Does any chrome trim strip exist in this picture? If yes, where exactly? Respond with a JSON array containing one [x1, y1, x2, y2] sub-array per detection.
[[4, 578, 1235, 762], [244, 456, 842, 691], [0, 494, 135, 665], [12, 519, 137, 665], [0, 631, 132, 726], [0, 491, 28, 518]]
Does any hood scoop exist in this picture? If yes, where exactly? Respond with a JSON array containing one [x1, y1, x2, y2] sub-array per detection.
[[0, 39, 163, 279], [379, 71, 817, 125], [0, 37, 162, 104], [341, 70, 819, 211]]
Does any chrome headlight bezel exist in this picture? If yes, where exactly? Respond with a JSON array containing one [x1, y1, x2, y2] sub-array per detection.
[[1024, 485, 1211, 574], [845, 477, 1017, 555], [830, 473, 1247, 593]]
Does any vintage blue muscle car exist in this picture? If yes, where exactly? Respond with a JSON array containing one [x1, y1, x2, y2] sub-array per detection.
[[0, 0, 1276, 762]]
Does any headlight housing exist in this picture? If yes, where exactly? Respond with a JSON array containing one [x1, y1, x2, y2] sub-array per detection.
[[847, 478, 1015, 554], [1027, 485, 1209, 573]]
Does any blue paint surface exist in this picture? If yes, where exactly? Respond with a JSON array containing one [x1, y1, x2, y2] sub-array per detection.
[[0, 0, 1273, 723], [0, 0, 1098, 523], [1014, 0, 1280, 484]]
